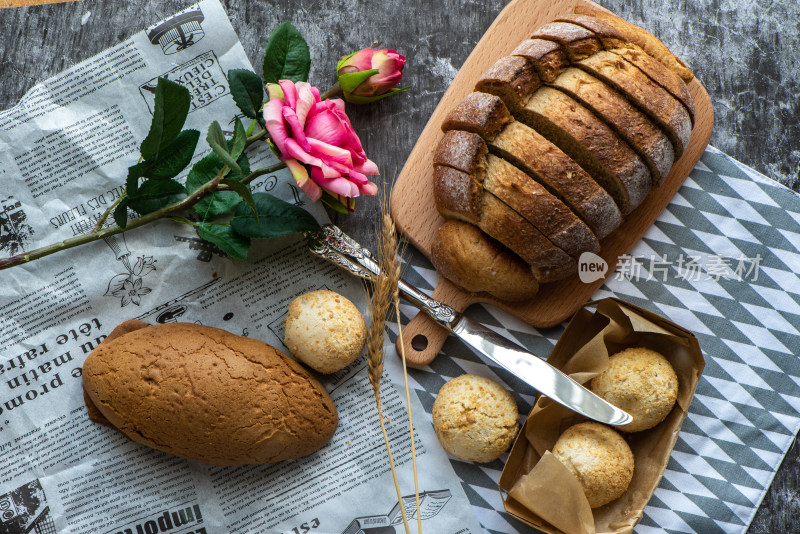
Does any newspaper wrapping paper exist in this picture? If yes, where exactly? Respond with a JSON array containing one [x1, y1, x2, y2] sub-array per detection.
[[394, 145, 800, 534], [0, 2, 485, 533]]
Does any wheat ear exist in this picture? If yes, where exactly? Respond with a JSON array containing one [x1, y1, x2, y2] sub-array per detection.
[[367, 221, 411, 534], [380, 207, 423, 534]]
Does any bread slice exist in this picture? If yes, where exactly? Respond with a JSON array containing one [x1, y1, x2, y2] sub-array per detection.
[[610, 46, 695, 124], [433, 165, 575, 282], [531, 22, 602, 61], [550, 67, 674, 185], [510, 38, 569, 83], [557, 14, 695, 123], [434, 129, 599, 258], [577, 50, 692, 157], [431, 220, 539, 301], [519, 87, 652, 214], [475, 55, 541, 110], [442, 92, 621, 239], [572, 5, 694, 83]]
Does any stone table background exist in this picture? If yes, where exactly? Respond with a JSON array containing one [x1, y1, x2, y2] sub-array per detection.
[[1, 0, 798, 532]]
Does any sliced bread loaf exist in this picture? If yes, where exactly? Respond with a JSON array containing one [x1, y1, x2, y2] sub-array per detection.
[[578, 50, 692, 157], [442, 92, 621, 239], [519, 87, 652, 214], [433, 165, 576, 282], [434, 129, 599, 258], [550, 67, 675, 184], [556, 14, 695, 122]]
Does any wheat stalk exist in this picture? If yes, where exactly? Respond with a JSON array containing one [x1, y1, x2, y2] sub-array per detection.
[[380, 206, 423, 534], [367, 214, 411, 534]]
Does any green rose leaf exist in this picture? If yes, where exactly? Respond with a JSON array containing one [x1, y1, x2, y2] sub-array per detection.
[[140, 78, 191, 161], [197, 223, 251, 260], [129, 129, 200, 180], [127, 179, 187, 214], [230, 193, 320, 238], [228, 69, 265, 119], [230, 117, 247, 161], [206, 121, 242, 176], [221, 178, 257, 221], [188, 150, 251, 220], [113, 199, 129, 229], [262, 22, 311, 84]]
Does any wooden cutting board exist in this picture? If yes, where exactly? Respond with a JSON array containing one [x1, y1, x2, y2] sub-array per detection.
[[390, 0, 714, 366]]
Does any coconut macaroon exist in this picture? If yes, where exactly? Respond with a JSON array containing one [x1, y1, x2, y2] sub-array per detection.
[[432, 374, 519, 463], [283, 289, 367, 374], [591, 347, 679, 432], [552, 422, 635, 508]]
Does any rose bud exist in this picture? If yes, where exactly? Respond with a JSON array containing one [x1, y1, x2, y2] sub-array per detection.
[[335, 47, 408, 104], [264, 80, 379, 212]]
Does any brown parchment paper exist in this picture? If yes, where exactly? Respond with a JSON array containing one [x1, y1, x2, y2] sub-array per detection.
[[498, 298, 705, 534]]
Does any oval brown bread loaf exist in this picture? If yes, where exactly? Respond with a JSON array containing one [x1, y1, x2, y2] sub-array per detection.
[[431, 220, 539, 301], [83, 322, 338, 465]]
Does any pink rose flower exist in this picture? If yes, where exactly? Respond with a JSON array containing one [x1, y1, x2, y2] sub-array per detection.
[[336, 47, 407, 103], [263, 80, 379, 210]]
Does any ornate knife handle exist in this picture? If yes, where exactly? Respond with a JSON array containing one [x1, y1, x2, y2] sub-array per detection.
[[306, 225, 460, 329]]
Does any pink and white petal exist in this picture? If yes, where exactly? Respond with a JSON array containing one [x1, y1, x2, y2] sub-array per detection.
[[278, 80, 298, 108], [295, 83, 316, 126], [282, 107, 311, 152], [285, 158, 322, 201], [307, 138, 353, 166], [264, 100, 290, 154], [358, 179, 379, 196], [353, 157, 380, 175]]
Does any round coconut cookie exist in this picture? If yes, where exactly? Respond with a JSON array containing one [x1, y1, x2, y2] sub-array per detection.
[[591, 347, 679, 432], [283, 289, 367, 374], [432, 374, 519, 463], [552, 421, 635, 508]]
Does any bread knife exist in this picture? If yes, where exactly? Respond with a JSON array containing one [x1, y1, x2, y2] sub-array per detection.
[[306, 225, 632, 426]]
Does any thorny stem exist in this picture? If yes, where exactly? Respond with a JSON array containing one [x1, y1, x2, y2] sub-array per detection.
[[0, 160, 286, 271]]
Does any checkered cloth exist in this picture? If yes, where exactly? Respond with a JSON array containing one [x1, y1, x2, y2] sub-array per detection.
[[390, 146, 800, 534]]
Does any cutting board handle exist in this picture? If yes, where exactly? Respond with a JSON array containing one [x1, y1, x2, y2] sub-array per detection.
[[395, 279, 472, 367]]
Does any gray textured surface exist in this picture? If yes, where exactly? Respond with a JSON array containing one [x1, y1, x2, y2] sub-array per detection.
[[1, 0, 799, 532]]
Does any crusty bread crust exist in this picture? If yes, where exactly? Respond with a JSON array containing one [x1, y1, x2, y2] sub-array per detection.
[[475, 55, 541, 111], [510, 38, 568, 83], [551, 67, 675, 185], [83, 323, 338, 465], [442, 91, 513, 140], [434, 130, 488, 176], [531, 22, 602, 61], [431, 220, 539, 301]]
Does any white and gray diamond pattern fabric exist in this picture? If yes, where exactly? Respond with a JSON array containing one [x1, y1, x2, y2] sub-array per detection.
[[388, 146, 800, 534]]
